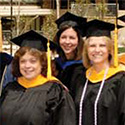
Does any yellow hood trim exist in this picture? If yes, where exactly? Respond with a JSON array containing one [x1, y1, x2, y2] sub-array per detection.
[[18, 74, 58, 88], [86, 64, 125, 83]]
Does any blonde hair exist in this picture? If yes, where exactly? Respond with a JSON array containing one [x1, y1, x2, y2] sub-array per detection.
[[82, 36, 114, 68]]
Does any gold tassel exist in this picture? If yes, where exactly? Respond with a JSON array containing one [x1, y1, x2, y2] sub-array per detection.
[[114, 20, 118, 67], [47, 39, 52, 79]]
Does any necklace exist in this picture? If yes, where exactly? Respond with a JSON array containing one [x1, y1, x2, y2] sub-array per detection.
[[79, 67, 109, 125]]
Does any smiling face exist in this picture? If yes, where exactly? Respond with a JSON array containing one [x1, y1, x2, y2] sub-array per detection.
[[59, 27, 78, 59], [87, 36, 109, 66], [19, 52, 42, 80]]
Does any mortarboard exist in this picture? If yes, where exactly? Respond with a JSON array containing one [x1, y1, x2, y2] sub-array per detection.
[[85, 19, 123, 38], [118, 15, 125, 22], [85, 19, 123, 67], [55, 11, 87, 36], [10, 30, 58, 51], [10, 30, 60, 79]]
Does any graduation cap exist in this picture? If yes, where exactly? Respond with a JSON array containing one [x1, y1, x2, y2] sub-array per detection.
[[10, 30, 58, 51], [118, 15, 125, 22], [10, 30, 60, 79], [85, 19, 123, 67], [85, 19, 123, 38], [55, 11, 87, 36]]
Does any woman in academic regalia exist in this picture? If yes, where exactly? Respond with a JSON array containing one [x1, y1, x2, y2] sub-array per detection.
[[54, 12, 87, 97], [2, 30, 59, 88], [0, 46, 76, 125], [74, 19, 125, 125], [0, 30, 76, 125]]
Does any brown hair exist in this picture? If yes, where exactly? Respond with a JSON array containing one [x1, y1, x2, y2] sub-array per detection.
[[12, 47, 57, 77], [82, 36, 114, 68], [54, 24, 84, 61]]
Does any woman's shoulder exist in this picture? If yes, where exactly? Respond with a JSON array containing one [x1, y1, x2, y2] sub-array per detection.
[[109, 65, 125, 79], [105, 70, 125, 88], [4, 81, 19, 88], [45, 80, 67, 92], [64, 62, 86, 73], [111, 70, 125, 81], [43, 81, 70, 104]]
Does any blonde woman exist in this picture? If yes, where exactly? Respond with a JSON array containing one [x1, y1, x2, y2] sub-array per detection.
[[74, 19, 125, 125]]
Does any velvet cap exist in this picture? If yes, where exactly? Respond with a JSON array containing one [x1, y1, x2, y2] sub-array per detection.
[[10, 30, 58, 51], [85, 19, 123, 38], [55, 11, 87, 36]]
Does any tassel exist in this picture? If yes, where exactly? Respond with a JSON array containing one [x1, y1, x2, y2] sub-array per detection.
[[47, 39, 52, 79], [114, 20, 118, 67]]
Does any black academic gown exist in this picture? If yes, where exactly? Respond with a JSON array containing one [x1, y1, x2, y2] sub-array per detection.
[[0, 81, 76, 125], [74, 71, 125, 125], [59, 62, 86, 97]]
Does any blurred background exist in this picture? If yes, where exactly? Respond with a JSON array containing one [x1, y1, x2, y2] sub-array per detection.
[[0, 0, 125, 55]]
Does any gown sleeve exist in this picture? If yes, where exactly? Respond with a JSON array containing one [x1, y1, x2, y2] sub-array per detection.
[[2, 64, 16, 88], [46, 82, 76, 125]]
